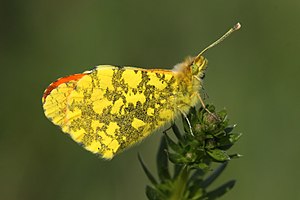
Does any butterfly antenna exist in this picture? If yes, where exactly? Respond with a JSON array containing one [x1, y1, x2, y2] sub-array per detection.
[[195, 22, 241, 60]]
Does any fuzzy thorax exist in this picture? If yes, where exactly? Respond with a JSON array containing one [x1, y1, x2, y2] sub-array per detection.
[[172, 55, 208, 114]]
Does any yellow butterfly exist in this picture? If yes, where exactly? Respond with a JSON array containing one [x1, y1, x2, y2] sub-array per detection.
[[42, 23, 241, 159]]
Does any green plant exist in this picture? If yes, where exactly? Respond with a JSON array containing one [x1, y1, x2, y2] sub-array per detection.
[[139, 104, 242, 200]]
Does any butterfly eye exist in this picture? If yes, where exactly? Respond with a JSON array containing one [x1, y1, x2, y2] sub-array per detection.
[[191, 64, 199, 75], [191, 56, 207, 77]]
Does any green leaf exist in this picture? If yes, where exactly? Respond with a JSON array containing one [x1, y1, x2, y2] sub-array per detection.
[[172, 124, 183, 141], [157, 138, 171, 182], [207, 149, 230, 162], [140, 104, 241, 200], [201, 162, 228, 188], [164, 133, 182, 153], [229, 133, 242, 143], [173, 164, 184, 179], [189, 107, 199, 125], [187, 181, 205, 200], [193, 162, 210, 171], [189, 168, 205, 184], [217, 109, 227, 121], [206, 104, 216, 112], [229, 153, 243, 159], [187, 169, 205, 198], [205, 180, 236, 200], [218, 133, 242, 150], [224, 124, 236, 134], [146, 185, 163, 200], [138, 154, 157, 185], [168, 152, 189, 164]]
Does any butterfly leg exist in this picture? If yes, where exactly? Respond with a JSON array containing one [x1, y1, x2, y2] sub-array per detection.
[[193, 76, 216, 117], [177, 107, 194, 136], [196, 93, 220, 121], [202, 86, 210, 100]]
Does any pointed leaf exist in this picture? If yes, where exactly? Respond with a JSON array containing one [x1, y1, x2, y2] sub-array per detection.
[[157, 138, 171, 181], [194, 162, 210, 171], [172, 123, 183, 141], [187, 169, 205, 197], [218, 133, 242, 150], [189, 107, 199, 125], [168, 152, 188, 164], [164, 133, 181, 153], [205, 180, 236, 199], [224, 124, 236, 134], [201, 162, 228, 188], [189, 168, 205, 184], [146, 185, 162, 200], [187, 179, 205, 200], [173, 164, 184, 179], [229, 153, 243, 159], [216, 109, 227, 121], [207, 104, 216, 112], [229, 133, 242, 143], [138, 154, 157, 185], [207, 149, 230, 162]]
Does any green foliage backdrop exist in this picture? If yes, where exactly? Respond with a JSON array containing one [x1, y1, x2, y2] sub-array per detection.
[[1, 0, 299, 199]]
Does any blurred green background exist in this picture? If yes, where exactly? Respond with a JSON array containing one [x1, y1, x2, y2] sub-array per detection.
[[1, 0, 299, 199]]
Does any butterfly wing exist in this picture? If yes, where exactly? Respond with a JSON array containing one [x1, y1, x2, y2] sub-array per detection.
[[43, 73, 87, 126], [43, 65, 180, 159]]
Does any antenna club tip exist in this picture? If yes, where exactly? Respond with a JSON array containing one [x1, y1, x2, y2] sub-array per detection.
[[234, 22, 241, 30]]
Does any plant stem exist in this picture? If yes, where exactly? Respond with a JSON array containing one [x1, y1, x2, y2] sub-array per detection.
[[170, 165, 189, 200]]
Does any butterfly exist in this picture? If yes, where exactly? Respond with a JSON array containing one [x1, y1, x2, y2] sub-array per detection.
[[42, 23, 241, 159]]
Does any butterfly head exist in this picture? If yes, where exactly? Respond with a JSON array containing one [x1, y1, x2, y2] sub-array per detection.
[[191, 55, 208, 79]]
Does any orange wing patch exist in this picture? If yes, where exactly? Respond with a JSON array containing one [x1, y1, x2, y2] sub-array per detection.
[[42, 74, 86, 103], [42, 73, 87, 126]]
